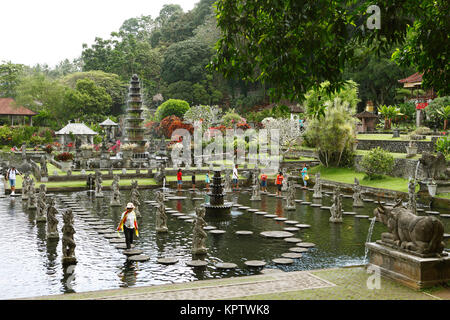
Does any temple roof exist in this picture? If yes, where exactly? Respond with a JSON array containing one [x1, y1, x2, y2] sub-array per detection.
[[99, 118, 118, 126], [355, 111, 378, 119], [55, 123, 98, 135], [0, 98, 37, 116]]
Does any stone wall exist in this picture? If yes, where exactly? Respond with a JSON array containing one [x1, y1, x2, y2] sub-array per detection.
[[353, 155, 426, 180], [356, 139, 435, 153]]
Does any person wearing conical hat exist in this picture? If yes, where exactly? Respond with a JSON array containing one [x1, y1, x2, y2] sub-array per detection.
[[117, 202, 139, 250]]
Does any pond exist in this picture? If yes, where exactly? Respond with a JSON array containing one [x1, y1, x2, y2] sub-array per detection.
[[1, 187, 449, 299]]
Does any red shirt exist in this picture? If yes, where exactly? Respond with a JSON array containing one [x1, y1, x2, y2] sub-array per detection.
[[276, 174, 283, 185], [177, 171, 182, 181], [261, 174, 268, 181]]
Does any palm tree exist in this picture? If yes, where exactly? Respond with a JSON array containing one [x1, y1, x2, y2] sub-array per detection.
[[436, 105, 450, 130], [377, 105, 402, 130]]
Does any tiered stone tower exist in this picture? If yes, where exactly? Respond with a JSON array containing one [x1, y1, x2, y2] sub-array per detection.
[[124, 74, 146, 153], [204, 171, 232, 215]]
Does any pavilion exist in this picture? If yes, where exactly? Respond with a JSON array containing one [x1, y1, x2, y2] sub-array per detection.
[[55, 122, 98, 146], [0, 98, 37, 125]]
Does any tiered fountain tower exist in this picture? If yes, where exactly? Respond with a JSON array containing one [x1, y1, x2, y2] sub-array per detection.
[[204, 171, 232, 215], [124, 74, 146, 153]]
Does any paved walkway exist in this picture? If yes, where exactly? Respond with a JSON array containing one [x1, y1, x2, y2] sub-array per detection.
[[28, 267, 446, 300]]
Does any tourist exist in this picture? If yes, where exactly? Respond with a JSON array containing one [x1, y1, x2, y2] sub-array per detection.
[[117, 202, 139, 250], [232, 164, 239, 191], [177, 168, 183, 191], [6, 166, 22, 196], [260, 172, 268, 192], [275, 171, 284, 196], [205, 171, 210, 192], [301, 163, 308, 189], [192, 171, 196, 190]]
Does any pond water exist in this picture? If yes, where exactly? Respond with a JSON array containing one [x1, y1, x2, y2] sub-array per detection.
[[1, 187, 449, 299]]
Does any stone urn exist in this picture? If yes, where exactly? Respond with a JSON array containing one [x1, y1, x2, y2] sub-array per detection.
[[427, 182, 437, 197], [122, 150, 133, 160], [60, 161, 72, 172], [81, 149, 93, 158], [392, 129, 400, 138]]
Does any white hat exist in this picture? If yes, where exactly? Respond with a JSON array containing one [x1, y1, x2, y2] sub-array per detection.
[[126, 202, 135, 209]]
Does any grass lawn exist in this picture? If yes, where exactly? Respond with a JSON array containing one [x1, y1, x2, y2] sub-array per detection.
[[355, 149, 422, 160], [308, 165, 411, 193], [357, 133, 432, 141], [436, 193, 450, 200]]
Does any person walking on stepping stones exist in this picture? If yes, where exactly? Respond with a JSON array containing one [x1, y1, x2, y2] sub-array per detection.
[[6, 166, 22, 196], [232, 164, 239, 191], [301, 163, 308, 189], [117, 203, 139, 250], [177, 169, 183, 191], [260, 172, 268, 193], [275, 171, 284, 196], [205, 171, 210, 192]]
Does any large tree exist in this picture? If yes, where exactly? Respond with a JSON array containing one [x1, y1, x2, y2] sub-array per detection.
[[0, 62, 25, 98]]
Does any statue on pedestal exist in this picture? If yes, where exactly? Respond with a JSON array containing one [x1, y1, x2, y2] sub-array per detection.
[[130, 180, 141, 217], [110, 175, 121, 206], [155, 191, 168, 232], [21, 173, 30, 201], [353, 178, 364, 207], [36, 184, 47, 222], [285, 180, 296, 210], [40, 156, 48, 178], [250, 174, 261, 201], [407, 178, 417, 215], [329, 187, 343, 223], [62, 209, 77, 264], [192, 206, 207, 255], [46, 197, 59, 239], [224, 170, 232, 193], [281, 168, 288, 191], [312, 172, 322, 199], [94, 170, 104, 197], [27, 179, 37, 210]]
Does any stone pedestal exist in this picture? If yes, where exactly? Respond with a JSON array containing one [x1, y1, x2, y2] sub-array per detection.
[[366, 242, 450, 290]]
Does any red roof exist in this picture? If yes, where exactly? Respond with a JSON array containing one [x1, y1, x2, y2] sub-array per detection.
[[0, 98, 37, 116], [398, 72, 423, 84]]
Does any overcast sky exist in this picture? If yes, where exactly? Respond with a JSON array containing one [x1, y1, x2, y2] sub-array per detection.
[[0, 0, 198, 67]]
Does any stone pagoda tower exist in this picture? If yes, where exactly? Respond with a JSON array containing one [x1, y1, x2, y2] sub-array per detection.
[[124, 74, 146, 153]]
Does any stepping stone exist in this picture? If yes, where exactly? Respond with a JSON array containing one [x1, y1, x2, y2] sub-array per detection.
[[109, 238, 126, 243], [97, 229, 113, 234], [177, 215, 192, 220], [157, 257, 178, 265], [294, 200, 303, 203], [285, 220, 299, 225], [216, 262, 237, 269], [344, 211, 357, 215], [185, 219, 195, 223], [209, 229, 226, 235], [284, 227, 300, 232], [192, 198, 204, 201], [264, 214, 277, 218], [416, 208, 424, 212], [123, 249, 143, 256], [321, 206, 331, 210], [88, 221, 106, 226], [104, 233, 120, 239], [186, 260, 208, 267], [272, 258, 294, 265], [300, 202, 311, 205], [363, 199, 374, 202], [144, 201, 157, 204], [310, 204, 321, 207], [171, 213, 185, 217], [260, 231, 294, 238], [343, 195, 353, 198], [238, 206, 250, 210], [281, 252, 303, 259], [289, 247, 309, 253], [247, 209, 259, 212], [440, 214, 450, 218], [255, 211, 267, 215], [203, 226, 217, 230], [244, 260, 266, 267], [355, 215, 370, 219], [232, 204, 242, 207], [128, 254, 150, 262], [235, 230, 253, 235], [296, 242, 316, 248], [295, 224, 311, 228], [115, 244, 135, 249], [274, 217, 287, 221], [92, 225, 111, 230], [284, 238, 302, 243], [425, 211, 440, 215], [444, 233, 450, 240], [167, 196, 187, 200]]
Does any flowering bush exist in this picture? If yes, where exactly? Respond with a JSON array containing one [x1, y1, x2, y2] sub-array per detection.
[[236, 122, 251, 131], [158, 115, 194, 138], [360, 147, 394, 180], [144, 121, 160, 135], [121, 143, 137, 151], [55, 152, 74, 162], [43, 144, 53, 154]]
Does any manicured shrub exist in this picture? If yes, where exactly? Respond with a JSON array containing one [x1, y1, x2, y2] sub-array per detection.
[[155, 99, 190, 121], [435, 136, 449, 157], [55, 152, 74, 162], [360, 147, 395, 180]]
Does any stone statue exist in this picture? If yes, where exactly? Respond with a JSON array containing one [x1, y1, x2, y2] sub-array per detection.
[[36, 184, 47, 222], [374, 201, 445, 257], [285, 180, 296, 210], [46, 197, 59, 239], [155, 191, 168, 232], [67, 168, 72, 177], [312, 172, 322, 199], [86, 173, 95, 191], [329, 187, 343, 223], [21, 173, 30, 201], [110, 175, 121, 206], [281, 168, 288, 191], [62, 209, 77, 264], [94, 170, 104, 197], [407, 177, 417, 215], [40, 156, 48, 177], [352, 178, 363, 207], [130, 180, 141, 217], [27, 178, 37, 210], [192, 206, 207, 255], [419, 152, 448, 180], [224, 170, 232, 193], [250, 175, 261, 201]]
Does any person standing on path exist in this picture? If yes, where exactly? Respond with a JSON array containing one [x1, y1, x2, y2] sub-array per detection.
[[301, 163, 308, 189], [275, 171, 284, 196], [177, 168, 183, 191], [117, 202, 139, 250], [232, 164, 239, 191], [205, 171, 210, 192], [260, 172, 268, 193], [191, 171, 196, 190], [6, 166, 22, 196]]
